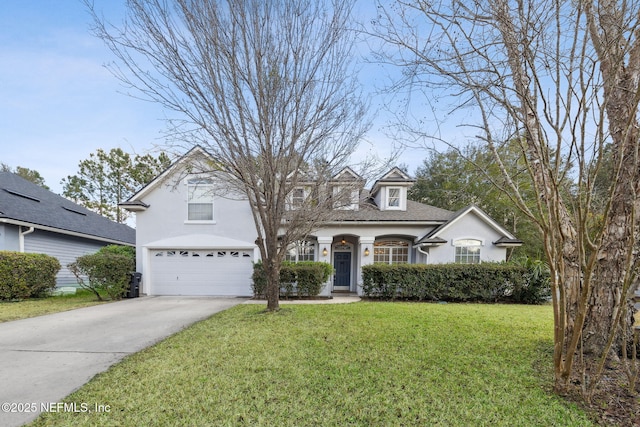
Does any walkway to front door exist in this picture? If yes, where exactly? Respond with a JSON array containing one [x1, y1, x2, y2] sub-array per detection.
[[333, 251, 351, 291]]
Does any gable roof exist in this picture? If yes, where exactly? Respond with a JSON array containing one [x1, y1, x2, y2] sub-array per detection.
[[416, 204, 521, 246], [124, 145, 213, 204], [377, 167, 413, 182], [370, 167, 416, 196], [331, 167, 365, 182], [0, 172, 135, 245]]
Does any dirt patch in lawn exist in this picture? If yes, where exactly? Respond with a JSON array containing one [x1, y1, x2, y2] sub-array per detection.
[[562, 359, 640, 426]]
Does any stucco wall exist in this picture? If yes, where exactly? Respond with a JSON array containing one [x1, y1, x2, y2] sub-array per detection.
[[428, 212, 508, 264], [133, 173, 258, 272]]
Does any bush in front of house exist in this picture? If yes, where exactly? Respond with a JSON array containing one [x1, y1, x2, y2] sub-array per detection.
[[510, 256, 551, 304], [97, 244, 136, 260], [361, 262, 549, 304], [68, 252, 134, 301], [0, 251, 61, 300], [252, 261, 333, 298]]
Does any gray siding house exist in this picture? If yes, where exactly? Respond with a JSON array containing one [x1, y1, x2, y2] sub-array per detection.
[[0, 172, 136, 286], [122, 146, 522, 297]]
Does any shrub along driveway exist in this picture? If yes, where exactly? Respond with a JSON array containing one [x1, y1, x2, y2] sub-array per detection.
[[0, 296, 246, 427]]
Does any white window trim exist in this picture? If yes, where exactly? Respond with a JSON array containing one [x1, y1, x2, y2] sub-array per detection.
[[287, 187, 308, 211], [386, 187, 402, 210], [453, 238, 483, 264], [332, 186, 359, 210], [185, 178, 216, 224], [373, 239, 410, 265], [285, 240, 317, 262]]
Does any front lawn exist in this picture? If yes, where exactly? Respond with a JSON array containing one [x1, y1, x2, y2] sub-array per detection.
[[0, 290, 108, 323], [30, 302, 593, 426]]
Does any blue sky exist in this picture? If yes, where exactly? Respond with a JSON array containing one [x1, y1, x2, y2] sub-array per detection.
[[0, 1, 426, 195]]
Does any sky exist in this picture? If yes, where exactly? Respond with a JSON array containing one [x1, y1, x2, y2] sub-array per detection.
[[0, 1, 429, 195]]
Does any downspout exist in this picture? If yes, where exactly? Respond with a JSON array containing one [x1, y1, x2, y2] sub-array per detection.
[[415, 244, 429, 262], [19, 226, 35, 252]]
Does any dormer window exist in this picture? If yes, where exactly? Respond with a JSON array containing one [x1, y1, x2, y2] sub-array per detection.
[[292, 188, 305, 207], [333, 186, 359, 210], [187, 178, 214, 221], [387, 187, 401, 208], [287, 187, 308, 210]]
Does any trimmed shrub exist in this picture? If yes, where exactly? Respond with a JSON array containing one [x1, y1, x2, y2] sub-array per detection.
[[0, 251, 61, 300], [97, 244, 136, 260], [68, 252, 134, 301], [252, 261, 333, 298], [361, 262, 549, 304]]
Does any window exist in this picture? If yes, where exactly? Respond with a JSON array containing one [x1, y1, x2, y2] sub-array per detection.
[[373, 240, 409, 264], [333, 186, 359, 210], [285, 240, 316, 262], [291, 188, 305, 209], [387, 187, 401, 208], [187, 178, 214, 221], [454, 239, 482, 264]]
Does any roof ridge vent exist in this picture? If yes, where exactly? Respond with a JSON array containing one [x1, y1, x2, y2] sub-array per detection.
[[3, 188, 40, 202], [62, 206, 87, 216]]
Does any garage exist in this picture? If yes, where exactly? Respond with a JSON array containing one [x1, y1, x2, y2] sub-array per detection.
[[149, 248, 254, 296]]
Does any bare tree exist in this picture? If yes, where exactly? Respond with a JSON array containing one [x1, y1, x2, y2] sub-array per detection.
[[372, 0, 640, 398], [88, 0, 368, 311]]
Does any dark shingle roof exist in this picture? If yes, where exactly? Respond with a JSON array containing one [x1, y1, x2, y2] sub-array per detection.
[[0, 172, 135, 245], [327, 197, 454, 223]]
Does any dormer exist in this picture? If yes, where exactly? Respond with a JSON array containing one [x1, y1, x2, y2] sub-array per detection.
[[370, 167, 415, 212], [330, 167, 365, 210]]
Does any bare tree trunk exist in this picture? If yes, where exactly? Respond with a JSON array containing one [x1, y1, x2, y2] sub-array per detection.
[[579, 0, 640, 395]]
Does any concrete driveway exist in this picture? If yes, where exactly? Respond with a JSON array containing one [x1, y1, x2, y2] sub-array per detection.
[[0, 296, 246, 427]]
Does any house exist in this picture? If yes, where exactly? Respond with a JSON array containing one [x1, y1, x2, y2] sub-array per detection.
[[0, 171, 136, 286], [122, 146, 522, 297]]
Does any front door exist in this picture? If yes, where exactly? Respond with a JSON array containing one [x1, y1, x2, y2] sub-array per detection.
[[333, 252, 351, 291]]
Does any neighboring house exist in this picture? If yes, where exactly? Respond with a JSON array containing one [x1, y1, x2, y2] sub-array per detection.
[[0, 172, 136, 286], [122, 146, 522, 297]]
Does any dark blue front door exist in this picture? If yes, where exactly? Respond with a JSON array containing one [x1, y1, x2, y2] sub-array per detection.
[[333, 252, 351, 289]]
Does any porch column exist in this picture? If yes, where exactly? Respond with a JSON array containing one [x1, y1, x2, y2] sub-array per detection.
[[317, 237, 333, 297], [358, 237, 375, 295]]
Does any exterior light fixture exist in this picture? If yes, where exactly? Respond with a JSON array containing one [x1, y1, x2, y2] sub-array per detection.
[[364, 247, 370, 257], [341, 236, 346, 245], [322, 247, 328, 257]]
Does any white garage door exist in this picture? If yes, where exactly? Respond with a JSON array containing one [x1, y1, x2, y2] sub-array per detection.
[[150, 249, 253, 296]]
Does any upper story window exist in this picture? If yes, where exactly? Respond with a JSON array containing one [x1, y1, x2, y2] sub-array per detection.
[[292, 188, 305, 208], [287, 187, 307, 210], [387, 187, 401, 209], [373, 240, 409, 264], [285, 240, 315, 262], [333, 186, 359, 210], [187, 178, 214, 221], [454, 239, 482, 264]]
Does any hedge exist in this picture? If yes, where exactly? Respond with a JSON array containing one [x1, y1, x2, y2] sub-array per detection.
[[97, 244, 135, 259], [252, 261, 333, 298], [361, 262, 549, 304], [0, 251, 61, 300]]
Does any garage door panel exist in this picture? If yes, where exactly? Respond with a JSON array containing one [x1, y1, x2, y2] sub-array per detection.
[[151, 249, 253, 296]]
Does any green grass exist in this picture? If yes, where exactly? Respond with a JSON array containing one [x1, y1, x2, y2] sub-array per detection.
[[30, 302, 593, 426], [0, 289, 108, 323]]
